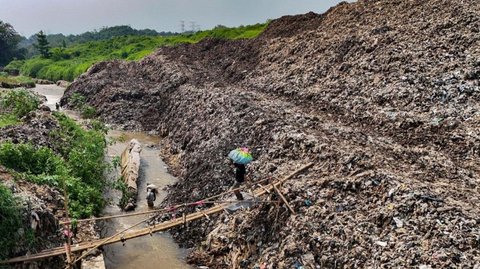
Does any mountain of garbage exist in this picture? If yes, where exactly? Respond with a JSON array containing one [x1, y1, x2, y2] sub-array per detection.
[[62, 0, 480, 267]]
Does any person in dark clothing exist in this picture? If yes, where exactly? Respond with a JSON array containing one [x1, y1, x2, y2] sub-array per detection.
[[146, 183, 158, 207], [55, 102, 60, 110], [233, 163, 246, 200]]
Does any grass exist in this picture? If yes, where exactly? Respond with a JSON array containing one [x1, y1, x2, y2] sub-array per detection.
[[0, 114, 20, 127], [6, 22, 268, 82], [0, 72, 35, 88]]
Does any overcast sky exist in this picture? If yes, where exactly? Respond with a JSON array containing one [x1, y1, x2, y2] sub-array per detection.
[[0, 0, 348, 37]]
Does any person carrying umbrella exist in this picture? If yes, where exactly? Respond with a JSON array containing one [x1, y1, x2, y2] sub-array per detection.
[[228, 147, 253, 200]]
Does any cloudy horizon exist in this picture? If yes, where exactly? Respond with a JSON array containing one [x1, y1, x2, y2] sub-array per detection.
[[0, 0, 347, 37]]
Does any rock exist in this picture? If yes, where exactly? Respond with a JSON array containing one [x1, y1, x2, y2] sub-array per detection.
[[302, 253, 315, 265], [56, 80, 71, 88], [393, 217, 403, 228], [39, 105, 51, 112]]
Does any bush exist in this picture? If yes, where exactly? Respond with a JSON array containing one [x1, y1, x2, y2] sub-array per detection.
[[0, 114, 20, 128], [69, 93, 86, 109], [0, 89, 40, 117], [51, 112, 107, 188], [0, 143, 65, 175], [81, 105, 96, 118], [0, 184, 23, 259]]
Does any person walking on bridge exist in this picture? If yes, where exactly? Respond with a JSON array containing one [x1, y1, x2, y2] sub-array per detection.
[[228, 147, 253, 200]]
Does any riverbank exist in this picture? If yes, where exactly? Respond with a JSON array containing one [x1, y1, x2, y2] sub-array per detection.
[[0, 73, 35, 89], [0, 85, 107, 268]]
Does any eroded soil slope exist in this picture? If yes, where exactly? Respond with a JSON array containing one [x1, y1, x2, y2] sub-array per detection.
[[62, 0, 480, 267]]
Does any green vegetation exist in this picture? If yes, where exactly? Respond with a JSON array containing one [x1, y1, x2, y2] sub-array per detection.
[[0, 88, 40, 117], [33, 31, 51, 58], [0, 110, 108, 219], [7, 22, 268, 81], [0, 72, 35, 88], [81, 105, 96, 119], [68, 92, 97, 118], [0, 20, 26, 66], [48, 112, 107, 218], [0, 185, 23, 259], [115, 178, 135, 209], [0, 114, 20, 128], [19, 25, 171, 58], [0, 89, 39, 128]]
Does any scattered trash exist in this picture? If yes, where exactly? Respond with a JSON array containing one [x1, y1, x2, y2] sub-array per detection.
[[393, 217, 403, 228], [375, 241, 388, 247]]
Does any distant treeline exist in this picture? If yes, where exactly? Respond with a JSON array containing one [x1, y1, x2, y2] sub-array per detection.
[[19, 25, 177, 57], [6, 23, 268, 82]]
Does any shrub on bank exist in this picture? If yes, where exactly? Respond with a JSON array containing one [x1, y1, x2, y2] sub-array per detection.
[[0, 73, 35, 89], [0, 89, 40, 117], [0, 89, 39, 128], [0, 184, 23, 260]]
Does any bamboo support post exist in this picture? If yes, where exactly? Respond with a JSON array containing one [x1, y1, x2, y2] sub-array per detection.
[[257, 184, 270, 193], [272, 184, 295, 215], [202, 212, 211, 220]]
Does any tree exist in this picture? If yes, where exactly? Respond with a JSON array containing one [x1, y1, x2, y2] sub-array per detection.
[[34, 30, 50, 58], [0, 21, 25, 66]]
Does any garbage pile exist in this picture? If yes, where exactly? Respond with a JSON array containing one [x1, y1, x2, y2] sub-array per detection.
[[62, 0, 480, 267], [0, 111, 60, 150]]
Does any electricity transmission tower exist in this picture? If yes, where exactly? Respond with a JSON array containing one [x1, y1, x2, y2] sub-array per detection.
[[180, 20, 185, 33]]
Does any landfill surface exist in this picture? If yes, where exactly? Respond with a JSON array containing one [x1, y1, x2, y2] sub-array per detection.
[[62, 0, 480, 267]]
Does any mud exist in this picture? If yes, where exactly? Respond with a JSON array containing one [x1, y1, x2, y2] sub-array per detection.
[[61, 0, 480, 267]]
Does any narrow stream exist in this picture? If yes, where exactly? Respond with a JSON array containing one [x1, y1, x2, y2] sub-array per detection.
[[102, 131, 190, 269], [32, 84, 190, 269]]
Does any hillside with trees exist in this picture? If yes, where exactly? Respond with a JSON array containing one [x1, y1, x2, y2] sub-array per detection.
[[0, 21, 26, 67], [18, 25, 174, 58], [6, 23, 268, 81]]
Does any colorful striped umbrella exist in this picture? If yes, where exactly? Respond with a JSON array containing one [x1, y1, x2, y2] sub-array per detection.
[[228, 147, 253, 164]]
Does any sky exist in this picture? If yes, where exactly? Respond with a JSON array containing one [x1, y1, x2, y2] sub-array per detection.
[[0, 0, 348, 37]]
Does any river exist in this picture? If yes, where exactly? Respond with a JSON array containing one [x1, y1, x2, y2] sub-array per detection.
[[31, 84, 190, 269]]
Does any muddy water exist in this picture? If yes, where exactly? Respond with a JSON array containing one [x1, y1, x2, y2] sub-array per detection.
[[31, 84, 64, 111], [31, 84, 190, 269], [102, 131, 190, 269]]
